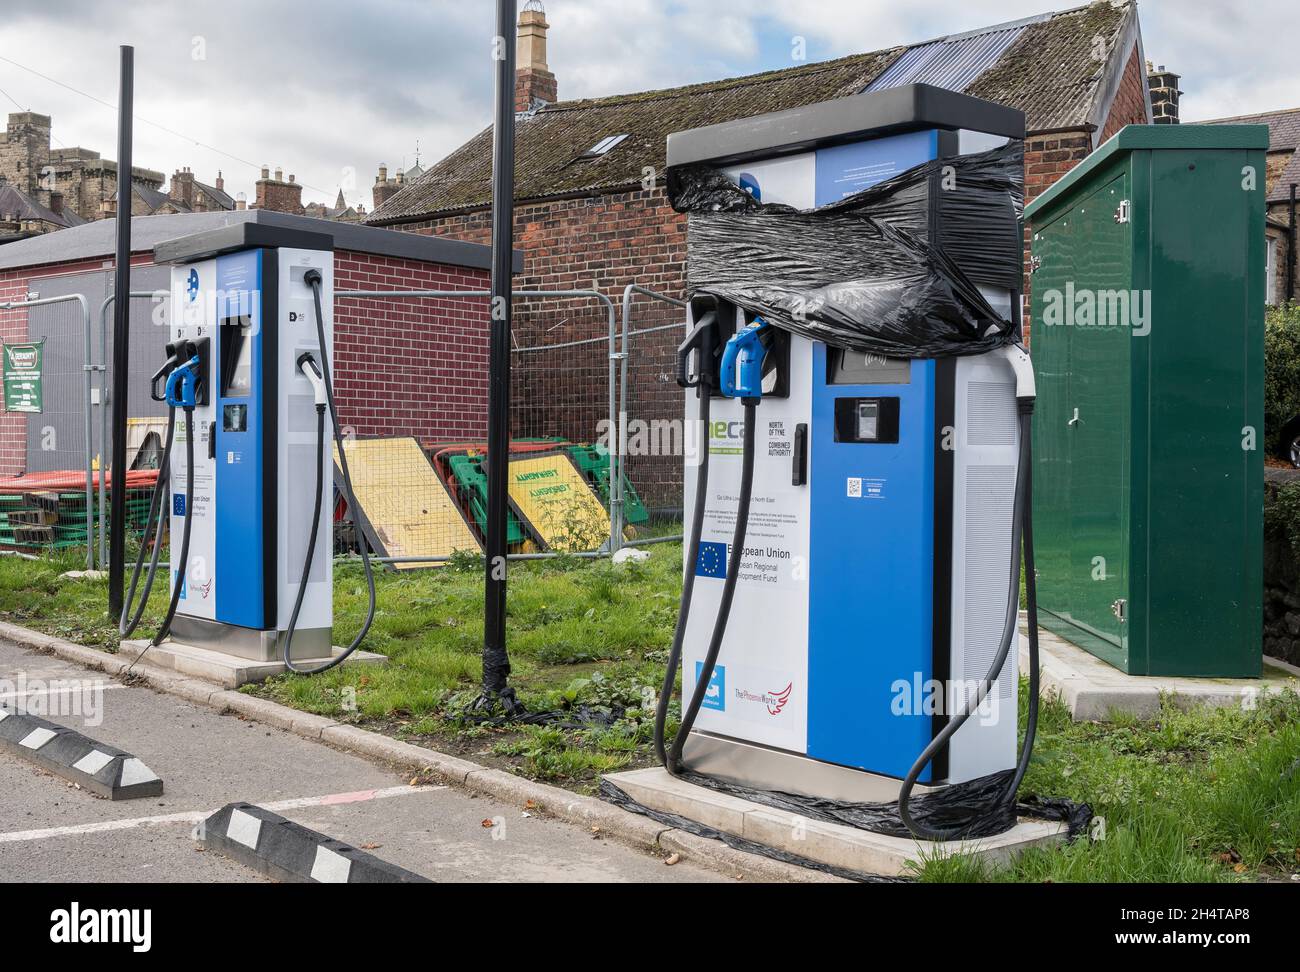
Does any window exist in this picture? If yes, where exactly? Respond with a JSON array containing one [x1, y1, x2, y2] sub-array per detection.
[[1266, 237, 1277, 306], [577, 134, 629, 160]]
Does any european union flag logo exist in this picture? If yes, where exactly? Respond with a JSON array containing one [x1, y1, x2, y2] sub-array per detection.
[[695, 541, 727, 578], [173, 493, 186, 516]]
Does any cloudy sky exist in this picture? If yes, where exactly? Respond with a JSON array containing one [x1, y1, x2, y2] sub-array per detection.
[[1, 1, 1293, 210]]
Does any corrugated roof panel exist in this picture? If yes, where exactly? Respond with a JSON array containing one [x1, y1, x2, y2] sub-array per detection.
[[867, 24, 1030, 94], [866, 41, 945, 91]]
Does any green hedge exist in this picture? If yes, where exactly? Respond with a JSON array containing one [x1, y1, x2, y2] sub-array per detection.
[[1265, 474, 1300, 561], [1265, 302, 1300, 451]]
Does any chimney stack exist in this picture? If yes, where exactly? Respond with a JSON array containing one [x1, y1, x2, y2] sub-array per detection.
[[1147, 63, 1181, 125], [255, 165, 304, 214], [515, 1, 557, 112], [373, 162, 401, 211], [170, 167, 196, 208], [215, 170, 224, 192]]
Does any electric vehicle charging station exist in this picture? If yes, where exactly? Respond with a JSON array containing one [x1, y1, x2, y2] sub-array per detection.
[[120, 222, 378, 679], [652, 85, 1043, 838]]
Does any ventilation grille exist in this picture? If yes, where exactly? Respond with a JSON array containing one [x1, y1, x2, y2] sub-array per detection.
[[967, 380, 1018, 446], [962, 464, 1017, 700]]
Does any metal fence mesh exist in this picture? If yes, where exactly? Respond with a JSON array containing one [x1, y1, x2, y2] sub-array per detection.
[[330, 290, 624, 565], [618, 286, 687, 534], [0, 284, 686, 568]]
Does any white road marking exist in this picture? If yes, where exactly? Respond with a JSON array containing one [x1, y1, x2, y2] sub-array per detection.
[[0, 784, 445, 844]]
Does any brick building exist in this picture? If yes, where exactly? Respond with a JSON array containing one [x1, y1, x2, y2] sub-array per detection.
[[365, 0, 1156, 509], [0, 209, 509, 477]]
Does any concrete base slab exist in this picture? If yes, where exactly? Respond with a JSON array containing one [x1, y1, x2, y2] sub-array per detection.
[[119, 639, 386, 689], [1018, 614, 1300, 722], [605, 767, 1066, 878]]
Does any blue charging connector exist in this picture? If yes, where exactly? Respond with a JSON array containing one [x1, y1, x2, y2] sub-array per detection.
[[164, 355, 202, 408], [719, 318, 770, 400]]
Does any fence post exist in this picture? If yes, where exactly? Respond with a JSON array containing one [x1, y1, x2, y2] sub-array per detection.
[[0, 293, 95, 569]]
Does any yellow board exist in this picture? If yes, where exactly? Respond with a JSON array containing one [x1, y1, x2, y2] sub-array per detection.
[[334, 437, 480, 569], [507, 452, 610, 553]]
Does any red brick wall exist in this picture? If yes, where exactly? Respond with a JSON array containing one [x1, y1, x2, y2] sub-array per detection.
[[1101, 44, 1150, 143], [395, 187, 688, 508], [0, 249, 490, 477], [1020, 42, 1149, 342], [332, 250, 490, 442]]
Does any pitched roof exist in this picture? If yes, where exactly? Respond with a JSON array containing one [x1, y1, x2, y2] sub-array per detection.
[[1201, 106, 1300, 203], [368, 1, 1137, 224], [0, 182, 85, 228], [195, 180, 235, 211], [1200, 106, 1300, 151]]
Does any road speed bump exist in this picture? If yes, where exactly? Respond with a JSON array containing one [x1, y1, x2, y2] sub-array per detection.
[[201, 802, 431, 883], [0, 706, 163, 800]]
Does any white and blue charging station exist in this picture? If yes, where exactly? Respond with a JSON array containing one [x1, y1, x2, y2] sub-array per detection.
[[125, 223, 346, 667], [664, 86, 1032, 806]]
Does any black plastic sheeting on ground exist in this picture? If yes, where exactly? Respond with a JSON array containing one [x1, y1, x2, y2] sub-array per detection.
[[461, 698, 626, 731], [669, 767, 1093, 841], [666, 143, 1025, 359], [599, 779, 906, 883], [601, 770, 1092, 883]]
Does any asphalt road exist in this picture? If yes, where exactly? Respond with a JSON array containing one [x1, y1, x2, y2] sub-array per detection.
[[0, 638, 729, 883]]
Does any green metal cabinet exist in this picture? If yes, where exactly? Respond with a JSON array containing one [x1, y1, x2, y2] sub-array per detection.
[[1024, 125, 1268, 677]]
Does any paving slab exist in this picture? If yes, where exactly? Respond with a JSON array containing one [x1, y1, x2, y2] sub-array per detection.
[[1018, 615, 1300, 721]]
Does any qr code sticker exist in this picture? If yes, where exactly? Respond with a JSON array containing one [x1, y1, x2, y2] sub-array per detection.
[[847, 477, 863, 498]]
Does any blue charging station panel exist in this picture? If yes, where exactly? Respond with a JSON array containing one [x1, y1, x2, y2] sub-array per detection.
[[214, 249, 267, 629]]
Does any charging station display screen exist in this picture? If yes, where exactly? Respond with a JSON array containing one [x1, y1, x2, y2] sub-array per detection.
[[857, 401, 878, 440], [834, 396, 900, 443]]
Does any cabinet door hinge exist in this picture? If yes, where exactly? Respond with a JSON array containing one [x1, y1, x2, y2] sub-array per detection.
[[1029, 255, 1043, 273], [1113, 200, 1131, 224], [1111, 598, 1128, 622]]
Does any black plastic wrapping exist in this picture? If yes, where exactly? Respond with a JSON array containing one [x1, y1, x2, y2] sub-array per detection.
[[599, 779, 907, 883], [601, 770, 1092, 881], [667, 143, 1024, 359], [668, 768, 1092, 842]]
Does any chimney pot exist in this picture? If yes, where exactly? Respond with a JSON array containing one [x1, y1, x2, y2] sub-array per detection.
[[260, 165, 270, 180], [515, 2, 557, 111], [274, 167, 283, 182]]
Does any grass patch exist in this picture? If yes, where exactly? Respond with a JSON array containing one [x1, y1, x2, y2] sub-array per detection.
[[3, 542, 1298, 881]]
